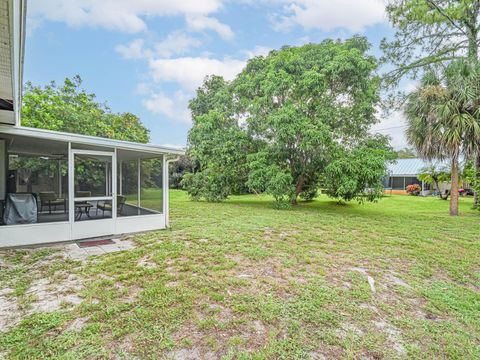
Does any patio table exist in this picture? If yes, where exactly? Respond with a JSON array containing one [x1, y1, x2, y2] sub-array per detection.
[[75, 202, 93, 220]]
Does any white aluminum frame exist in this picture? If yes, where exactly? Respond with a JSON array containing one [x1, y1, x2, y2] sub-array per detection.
[[70, 148, 116, 240]]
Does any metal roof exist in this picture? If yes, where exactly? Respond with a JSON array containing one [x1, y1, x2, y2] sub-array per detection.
[[0, 125, 185, 155], [387, 158, 450, 176]]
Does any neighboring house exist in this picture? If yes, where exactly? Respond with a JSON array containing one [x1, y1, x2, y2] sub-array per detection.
[[0, 0, 183, 247], [384, 158, 451, 196]]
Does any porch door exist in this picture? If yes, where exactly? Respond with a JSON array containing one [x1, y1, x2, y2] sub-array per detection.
[[69, 149, 116, 240]]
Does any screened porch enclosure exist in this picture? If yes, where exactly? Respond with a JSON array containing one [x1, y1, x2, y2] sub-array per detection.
[[0, 127, 176, 246]]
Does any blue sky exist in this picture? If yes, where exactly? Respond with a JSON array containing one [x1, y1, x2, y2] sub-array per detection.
[[25, 0, 407, 148]]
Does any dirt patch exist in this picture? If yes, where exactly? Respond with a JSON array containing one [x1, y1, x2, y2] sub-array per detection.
[[350, 267, 376, 293], [226, 254, 306, 298], [66, 316, 90, 331], [27, 275, 83, 312], [169, 348, 216, 360], [262, 228, 302, 241], [337, 322, 365, 338], [384, 273, 411, 289], [375, 319, 406, 356], [1, 269, 84, 332], [165, 281, 180, 288], [137, 256, 157, 269], [170, 299, 270, 358], [309, 345, 344, 360], [0, 289, 19, 332], [118, 284, 143, 304]]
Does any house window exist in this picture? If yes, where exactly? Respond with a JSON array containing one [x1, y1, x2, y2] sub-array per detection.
[[391, 177, 404, 190]]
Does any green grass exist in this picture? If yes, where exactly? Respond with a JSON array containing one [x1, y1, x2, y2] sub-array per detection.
[[0, 191, 479, 359]]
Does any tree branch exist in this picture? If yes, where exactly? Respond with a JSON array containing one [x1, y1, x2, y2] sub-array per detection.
[[425, 0, 468, 36]]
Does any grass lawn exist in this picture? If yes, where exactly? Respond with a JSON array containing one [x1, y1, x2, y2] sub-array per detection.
[[0, 190, 479, 359]]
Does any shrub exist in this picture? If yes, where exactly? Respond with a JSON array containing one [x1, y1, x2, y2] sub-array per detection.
[[406, 184, 421, 196], [181, 169, 231, 202]]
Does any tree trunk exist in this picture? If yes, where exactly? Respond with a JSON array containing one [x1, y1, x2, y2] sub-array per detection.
[[474, 151, 480, 209], [291, 175, 305, 205], [432, 177, 442, 199], [450, 156, 459, 216], [468, 20, 479, 208]]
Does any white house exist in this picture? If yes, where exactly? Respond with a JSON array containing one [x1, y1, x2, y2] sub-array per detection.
[[0, 0, 184, 247]]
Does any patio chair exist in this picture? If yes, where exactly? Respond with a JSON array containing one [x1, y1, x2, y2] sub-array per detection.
[[96, 195, 126, 217], [38, 192, 67, 214]]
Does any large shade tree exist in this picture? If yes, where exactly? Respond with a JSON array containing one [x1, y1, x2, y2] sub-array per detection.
[[235, 37, 382, 205], [22, 75, 150, 143], [405, 60, 480, 215], [184, 38, 395, 206], [383, 0, 480, 206]]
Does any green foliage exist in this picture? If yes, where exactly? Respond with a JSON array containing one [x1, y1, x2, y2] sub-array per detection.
[[183, 76, 251, 200], [463, 161, 480, 207], [189, 75, 233, 119], [22, 75, 150, 143], [181, 169, 231, 202], [396, 147, 417, 159], [323, 136, 396, 203], [418, 164, 451, 199], [247, 152, 295, 208], [169, 155, 197, 189], [183, 110, 251, 200], [185, 38, 387, 206], [418, 165, 450, 184], [382, 0, 480, 87]]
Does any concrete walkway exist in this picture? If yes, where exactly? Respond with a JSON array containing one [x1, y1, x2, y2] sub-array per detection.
[[63, 238, 136, 261]]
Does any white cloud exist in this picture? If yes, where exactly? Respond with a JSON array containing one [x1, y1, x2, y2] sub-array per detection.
[[29, 0, 224, 33], [154, 31, 202, 58], [186, 15, 234, 40], [115, 32, 202, 61], [148, 57, 245, 91], [143, 91, 191, 124], [115, 39, 152, 60], [272, 0, 386, 33]]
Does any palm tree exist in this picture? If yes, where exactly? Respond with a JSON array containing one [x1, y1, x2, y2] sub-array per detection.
[[404, 61, 480, 216], [418, 164, 450, 199]]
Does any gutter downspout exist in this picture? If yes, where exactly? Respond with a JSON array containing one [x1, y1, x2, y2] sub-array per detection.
[[164, 156, 180, 228]]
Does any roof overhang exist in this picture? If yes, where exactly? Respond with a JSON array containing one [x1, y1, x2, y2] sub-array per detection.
[[0, 125, 185, 156], [0, 0, 26, 126]]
